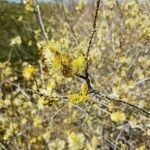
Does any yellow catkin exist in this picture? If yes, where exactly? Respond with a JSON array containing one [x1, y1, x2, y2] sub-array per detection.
[[68, 83, 89, 104], [60, 55, 74, 77], [45, 40, 60, 53], [68, 94, 81, 104], [72, 55, 85, 73], [22, 64, 36, 80], [81, 83, 88, 96], [110, 111, 126, 123]]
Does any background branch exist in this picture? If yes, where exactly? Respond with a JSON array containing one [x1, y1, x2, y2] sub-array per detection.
[[33, 0, 49, 41]]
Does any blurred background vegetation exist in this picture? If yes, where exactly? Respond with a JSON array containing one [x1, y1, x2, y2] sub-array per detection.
[[0, 0, 63, 63], [0, 0, 150, 149]]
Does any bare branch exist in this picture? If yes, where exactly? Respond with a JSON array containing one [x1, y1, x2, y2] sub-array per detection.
[[27, 78, 150, 117], [85, 0, 101, 77], [26, 88, 67, 100], [33, 0, 49, 41], [92, 89, 150, 117], [0, 142, 8, 150]]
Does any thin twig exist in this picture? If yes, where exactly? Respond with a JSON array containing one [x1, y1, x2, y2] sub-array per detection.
[[92, 89, 150, 116], [26, 88, 67, 100], [114, 129, 123, 150], [33, 0, 49, 41], [50, 103, 68, 120], [0, 142, 8, 150], [85, 0, 101, 77], [134, 78, 150, 86], [60, 0, 79, 45]]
